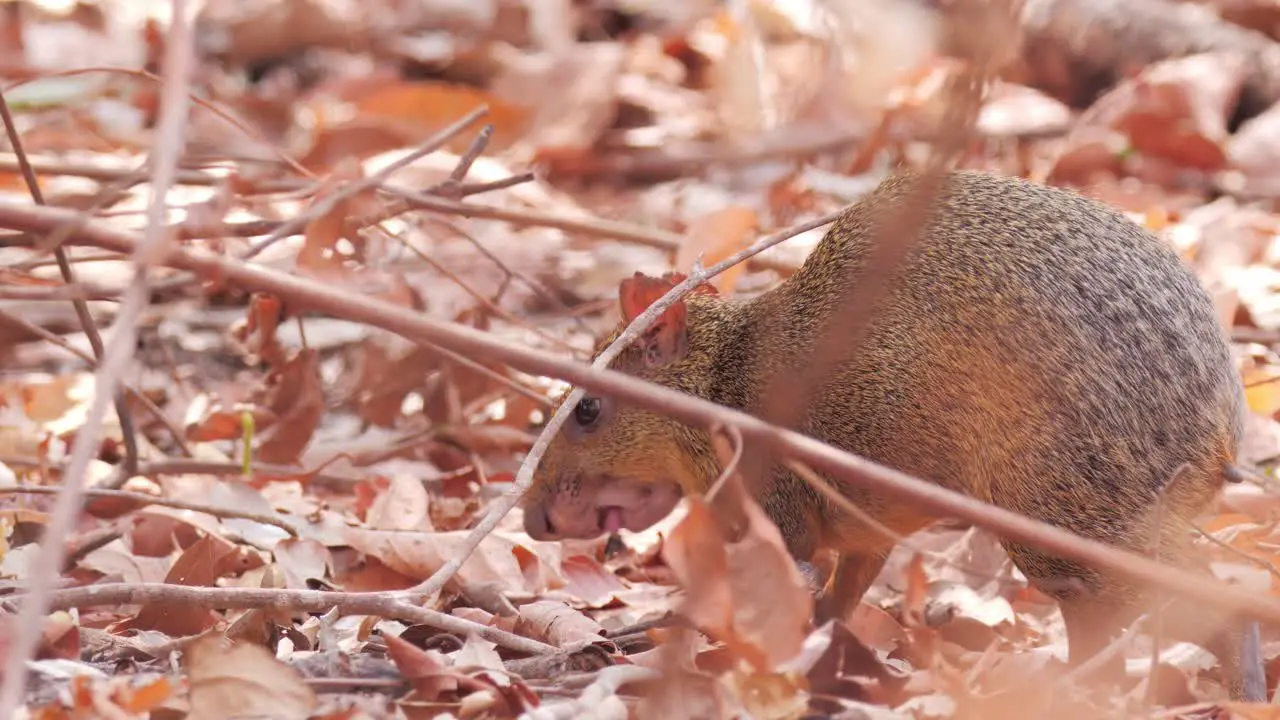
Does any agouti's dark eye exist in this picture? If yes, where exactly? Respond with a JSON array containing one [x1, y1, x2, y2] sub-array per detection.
[[574, 397, 602, 428]]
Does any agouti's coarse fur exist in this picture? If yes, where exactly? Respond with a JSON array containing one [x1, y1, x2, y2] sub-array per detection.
[[523, 171, 1249, 696]]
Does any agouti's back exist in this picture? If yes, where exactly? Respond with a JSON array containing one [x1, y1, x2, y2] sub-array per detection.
[[525, 170, 1249, 697], [763, 171, 1243, 549]]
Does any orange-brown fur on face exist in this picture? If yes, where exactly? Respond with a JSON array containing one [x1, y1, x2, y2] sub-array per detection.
[[523, 170, 1250, 697], [523, 294, 756, 541]]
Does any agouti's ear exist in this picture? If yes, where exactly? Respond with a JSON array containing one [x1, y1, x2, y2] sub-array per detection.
[[619, 272, 717, 367]]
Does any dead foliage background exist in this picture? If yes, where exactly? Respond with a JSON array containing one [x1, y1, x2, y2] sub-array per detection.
[[3, 0, 1280, 718]]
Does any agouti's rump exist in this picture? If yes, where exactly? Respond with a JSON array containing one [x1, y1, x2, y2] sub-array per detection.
[[523, 171, 1249, 697]]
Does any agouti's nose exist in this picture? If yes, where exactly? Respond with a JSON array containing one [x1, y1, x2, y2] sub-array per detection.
[[523, 502, 555, 540]]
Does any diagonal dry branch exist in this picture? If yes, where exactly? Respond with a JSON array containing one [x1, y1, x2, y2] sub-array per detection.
[[1, 201, 1280, 629]]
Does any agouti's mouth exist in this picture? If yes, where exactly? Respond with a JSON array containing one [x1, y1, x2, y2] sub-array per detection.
[[597, 506, 626, 534], [530, 478, 684, 541]]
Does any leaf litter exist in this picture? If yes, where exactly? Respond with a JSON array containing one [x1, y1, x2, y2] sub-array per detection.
[[5, 0, 1280, 717]]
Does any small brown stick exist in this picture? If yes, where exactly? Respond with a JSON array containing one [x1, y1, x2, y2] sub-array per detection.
[[20, 583, 554, 655], [13, 204, 1280, 626], [62, 525, 123, 571], [444, 124, 492, 185], [450, 172, 537, 198], [0, 95, 142, 477], [377, 185, 799, 275], [0, 153, 221, 186], [241, 106, 489, 261], [1193, 525, 1280, 584], [0, 284, 121, 301], [3, 67, 313, 178], [1057, 612, 1152, 688], [0, 485, 298, 536], [0, 307, 190, 456], [392, 228, 580, 354], [705, 425, 744, 503], [11, 251, 127, 270], [421, 215, 592, 334], [29, 162, 152, 259], [0, 3, 195, 713]]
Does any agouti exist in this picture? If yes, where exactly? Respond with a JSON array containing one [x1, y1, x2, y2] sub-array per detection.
[[522, 170, 1250, 697]]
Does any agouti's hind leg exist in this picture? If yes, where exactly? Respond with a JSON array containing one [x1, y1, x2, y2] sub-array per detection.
[[1005, 544, 1255, 701], [813, 550, 892, 624]]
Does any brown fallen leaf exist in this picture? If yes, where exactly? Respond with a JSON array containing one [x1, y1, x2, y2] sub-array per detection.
[[676, 206, 760, 295], [1093, 52, 1245, 172], [122, 534, 243, 636], [383, 632, 460, 700], [255, 349, 325, 465], [663, 492, 812, 672], [186, 634, 316, 720], [514, 600, 607, 648], [297, 79, 532, 169]]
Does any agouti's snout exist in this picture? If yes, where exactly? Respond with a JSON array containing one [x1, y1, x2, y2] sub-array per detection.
[[523, 474, 683, 540]]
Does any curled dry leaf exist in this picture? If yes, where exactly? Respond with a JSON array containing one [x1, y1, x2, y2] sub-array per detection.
[[558, 554, 628, 608], [185, 634, 316, 720], [365, 474, 433, 531], [514, 600, 607, 648], [255, 349, 326, 464], [229, 293, 287, 370], [383, 632, 461, 700], [272, 537, 334, 590], [662, 495, 812, 672]]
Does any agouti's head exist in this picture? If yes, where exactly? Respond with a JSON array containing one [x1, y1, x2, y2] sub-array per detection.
[[523, 272, 726, 542]]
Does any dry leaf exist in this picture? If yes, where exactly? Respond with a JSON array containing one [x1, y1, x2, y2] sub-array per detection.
[[186, 634, 316, 720], [255, 349, 325, 464], [676, 206, 760, 295], [663, 495, 812, 672], [514, 600, 606, 647]]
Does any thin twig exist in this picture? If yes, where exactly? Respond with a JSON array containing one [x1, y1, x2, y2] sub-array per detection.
[[0, 284, 120, 301], [705, 425, 744, 503], [0, 485, 298, 536], [376, 185, 799, 275], [1193, 525, 1280, 584], [0, 307, 190, 456], [3, 66, 313, 178], [16, 583, 553, 655], [0, 93, 142, 476], [1057, 612, 1151, 688], [451, 172, 536, 198], [9, 202, 1280, 626], [420, 215, 592, 334], [445, 124, 492, 185], [241, 106, 489, 261], [0, 3, 194, 714]]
